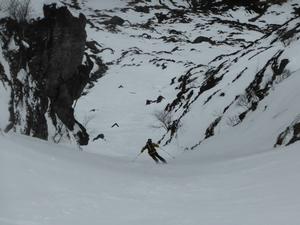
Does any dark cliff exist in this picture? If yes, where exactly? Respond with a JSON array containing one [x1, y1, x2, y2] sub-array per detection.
[[0, 4, 94, 145]]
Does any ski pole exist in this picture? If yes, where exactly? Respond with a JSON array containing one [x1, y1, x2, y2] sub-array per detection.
[[132, 152, 142, 162], [159, 147, 175, 159]]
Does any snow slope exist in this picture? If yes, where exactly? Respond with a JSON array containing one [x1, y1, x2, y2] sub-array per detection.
[[1, 133, 300, 225], [2, 0, 300, 224], [1, 0, 299, 153], [65, 0, 300, 156]]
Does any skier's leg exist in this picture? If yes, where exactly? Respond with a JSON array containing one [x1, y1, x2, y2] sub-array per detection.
[[149, 153, 159, 163], [155, 153, 167, 163]]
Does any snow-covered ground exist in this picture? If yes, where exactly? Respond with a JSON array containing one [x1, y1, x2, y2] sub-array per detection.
[[1, 0, 300, 224], [71, 0, 300, 155], [1, 133, 300, 225]]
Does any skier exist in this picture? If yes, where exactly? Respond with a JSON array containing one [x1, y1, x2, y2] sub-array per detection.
[[141, 139, 167, 164]]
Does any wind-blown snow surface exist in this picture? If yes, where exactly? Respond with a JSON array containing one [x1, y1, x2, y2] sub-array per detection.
[[1, 133, 300, 225]]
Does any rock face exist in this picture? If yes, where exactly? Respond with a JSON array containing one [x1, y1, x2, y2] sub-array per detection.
[[1, 4, 93, 145], [275, 117, 300, 147]]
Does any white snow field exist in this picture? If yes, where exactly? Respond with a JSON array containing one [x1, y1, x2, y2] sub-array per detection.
[[1, 133, 300, 225], [2, 0, 300, 224]]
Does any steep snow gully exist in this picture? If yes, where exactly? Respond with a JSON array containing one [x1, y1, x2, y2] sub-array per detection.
[[1, 0, 300, 225]]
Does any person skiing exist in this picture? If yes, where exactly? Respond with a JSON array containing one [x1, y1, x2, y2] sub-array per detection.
[[141, 139, 167, 164]]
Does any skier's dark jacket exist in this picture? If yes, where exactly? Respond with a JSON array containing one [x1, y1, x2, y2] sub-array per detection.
[[141, 142, 159, 155]]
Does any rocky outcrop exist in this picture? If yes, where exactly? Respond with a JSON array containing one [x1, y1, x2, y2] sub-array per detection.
[[0, 4, 94, 145], [188, 0, 282, 15], [275, 116, 300, 147], [155, 11, 298, 148]]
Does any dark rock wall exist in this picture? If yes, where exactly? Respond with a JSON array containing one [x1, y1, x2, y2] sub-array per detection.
[[0, 4, 94, 145]]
